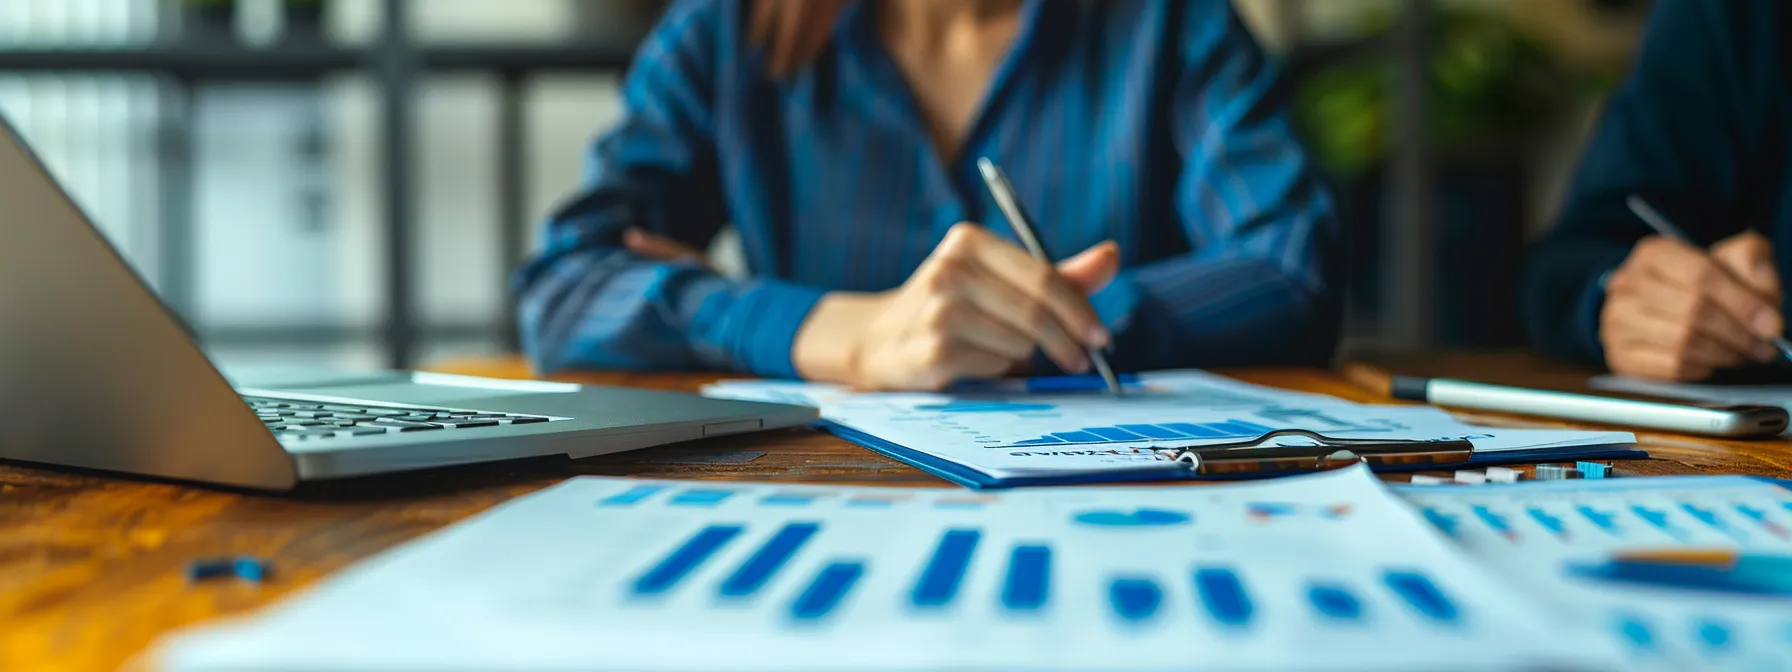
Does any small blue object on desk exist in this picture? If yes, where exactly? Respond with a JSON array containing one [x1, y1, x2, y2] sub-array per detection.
[[1577, 462, 1611, 479], [188, 556, 272, 583]]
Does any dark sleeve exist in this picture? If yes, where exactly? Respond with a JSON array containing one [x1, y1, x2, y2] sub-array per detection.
[[1521, 0, 1769, 365], [1090, 0, 1343, 371], [513, 0, 827, 377]]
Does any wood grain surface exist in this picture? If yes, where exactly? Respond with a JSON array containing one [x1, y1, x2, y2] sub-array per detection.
[[2, 353, 1787, 671]]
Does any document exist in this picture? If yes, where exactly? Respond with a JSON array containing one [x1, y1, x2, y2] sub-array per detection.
[[151, 466, 1618, 671], [704, 371, 1638, 485], [1398, 476, 1792, 671]]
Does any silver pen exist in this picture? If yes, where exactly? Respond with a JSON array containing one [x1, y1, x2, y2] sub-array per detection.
[[1626, 194, 1792, 361], [976, 157, 1123, 395]]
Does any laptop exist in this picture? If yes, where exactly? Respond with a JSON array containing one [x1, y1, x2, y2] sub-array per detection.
[[0, 114, 817, 491]]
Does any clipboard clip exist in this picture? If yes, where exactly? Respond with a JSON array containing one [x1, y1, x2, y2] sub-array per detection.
[[1152, 429, 1475, 478]]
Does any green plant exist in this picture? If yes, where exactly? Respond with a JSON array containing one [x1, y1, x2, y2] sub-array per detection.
[[1293, 6, 1609, 176]]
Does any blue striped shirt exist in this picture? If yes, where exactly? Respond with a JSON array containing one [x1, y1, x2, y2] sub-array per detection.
[[515, 0, 1343, 378]]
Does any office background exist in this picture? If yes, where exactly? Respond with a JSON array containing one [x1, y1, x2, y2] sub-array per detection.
[[0, 0, 1651, 372]]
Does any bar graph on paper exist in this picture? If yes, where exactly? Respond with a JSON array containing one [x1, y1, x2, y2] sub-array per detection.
[[607, 483, 1466, 630], [151, 470, 1625, 672], [857, 404, 1418, 449], [1398, 476, 1792, 671]]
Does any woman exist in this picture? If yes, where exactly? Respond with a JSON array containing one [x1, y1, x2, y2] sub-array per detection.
[[516, 0, 1342, 391]]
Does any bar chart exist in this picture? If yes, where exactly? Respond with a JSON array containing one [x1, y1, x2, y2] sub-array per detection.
[[153, 472, 1624, 672], [621, 517, 1470, 630], [1013, 420, 1276, 445], [1413, 498, 1792, 547], [1397, 478, 1792, 671]]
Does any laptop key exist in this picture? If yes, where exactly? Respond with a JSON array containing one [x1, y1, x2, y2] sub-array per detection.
[[366, 420, 440, 432], [361, 409, 410, 417], [335, 427, 387, 437], [430, 419, 499, 429], [277, 428, 344, 440], [503, 416, 549, 425]]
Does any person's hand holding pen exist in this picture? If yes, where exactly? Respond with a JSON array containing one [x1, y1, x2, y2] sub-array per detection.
[[1601, 198, 1786, 381], [790, 224, 1119, 392]]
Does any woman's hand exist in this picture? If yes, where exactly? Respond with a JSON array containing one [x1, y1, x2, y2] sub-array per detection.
[[794, 223, 1119, 391]]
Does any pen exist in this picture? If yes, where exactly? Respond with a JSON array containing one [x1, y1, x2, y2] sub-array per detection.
[[976, 157, 1123, 396], [1625, 195, 1792, 362]]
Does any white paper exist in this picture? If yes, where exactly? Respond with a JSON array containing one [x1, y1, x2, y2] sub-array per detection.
[[704, 371, 1636, 481], [152, 466, 1619, 671], [1397, 476, 1792, 671]]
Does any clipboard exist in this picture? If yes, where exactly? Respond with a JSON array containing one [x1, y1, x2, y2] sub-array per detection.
[[814, 420, 1648, 489]]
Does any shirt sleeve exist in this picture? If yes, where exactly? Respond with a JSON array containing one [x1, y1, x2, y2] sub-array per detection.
[[513, 0, 826, 378], [1088, 0, 1344, 371], [1520, 0, 1764, 365]]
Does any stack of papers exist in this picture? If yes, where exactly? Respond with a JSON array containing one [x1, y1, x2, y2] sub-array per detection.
[[703, 371, 1640, 487], [150, 466, 1618, 671], [1399, 475, 1792, 670]]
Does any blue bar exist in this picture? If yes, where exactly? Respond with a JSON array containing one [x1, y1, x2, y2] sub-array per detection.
[[1307, 583, 1363, 621], [845, 498, 896, 508], [1733, 504, 1790, 538], [1680, 503, 1746, 543], [1015, 437, 1064, 445], [1472, 505, 1517, 541], [1384, 571, 1459, 623], [790, 561, 864, 621], [720, 523, 820, 597], [1207, 420, 1274, 436], [1734, 504, 1769, 523], [1630, 505, 1688, 542], [1422, 508, 1460, 537], [630, 525, 743, 596], [1694, 619, 1733, 652], [1194, 567, 1253, 627], [1577, 505, 1622, 537], [1527, 507, 1568, 538], [669, 489, 735, 507], [1085, 426, 1146, 441], [1050, 430, 1105, 443], [1161, 422, 1227, 438], [762, 493, 819, 507], [1108, 577, 1162, 623], [911, 529, 980, 608], [935, 498, 986, 510], [1117, 424, 1188, 439], [1001, 545, 1051, 611], [1614, 613, 1654, 651], [598, 484, 665, 507]]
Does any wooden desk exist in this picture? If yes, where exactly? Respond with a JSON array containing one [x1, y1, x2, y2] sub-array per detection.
[[2, 353, 1787, 671]]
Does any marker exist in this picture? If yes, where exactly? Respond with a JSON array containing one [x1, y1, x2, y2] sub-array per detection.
[[1388, 375, 1788, 438], [977, 158, 1122, 396], [1627, 195, 1792, 362]]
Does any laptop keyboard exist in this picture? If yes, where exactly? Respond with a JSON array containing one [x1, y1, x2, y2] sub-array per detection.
[[245, 396, 555, 442]]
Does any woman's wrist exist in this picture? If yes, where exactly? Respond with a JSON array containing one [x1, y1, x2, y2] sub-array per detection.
[[791, 291, 883, 384]]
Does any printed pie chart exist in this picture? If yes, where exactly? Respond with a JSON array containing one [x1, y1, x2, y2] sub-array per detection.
[[1073, 508, 1194, 528]]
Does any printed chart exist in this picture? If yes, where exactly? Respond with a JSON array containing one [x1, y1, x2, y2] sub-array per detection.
[[700, 371, 1638, 486], [153, 468, 1613, 671], [1399, 476, 1792, 671]]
